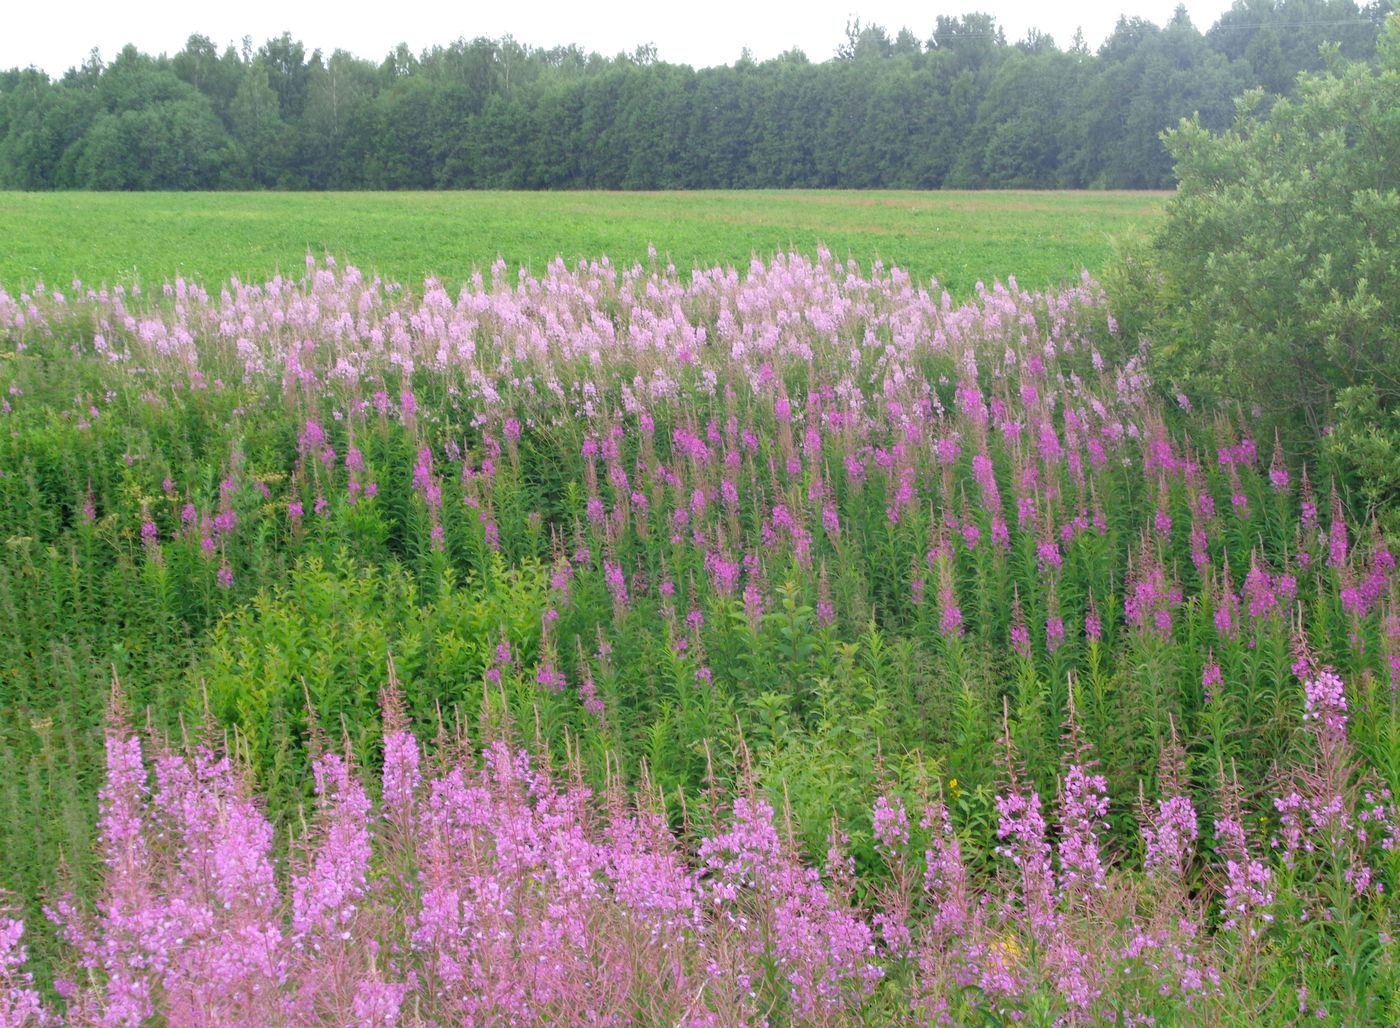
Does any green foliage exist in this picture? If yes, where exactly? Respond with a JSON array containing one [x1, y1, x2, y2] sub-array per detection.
[[1114, 15, 1400, 458], [198, 554, 417, 800], [750, 635, 893, 860], [196, 550, 550, 812], [0, 8, 1384, 194], [1327, 384, 1400, 539]]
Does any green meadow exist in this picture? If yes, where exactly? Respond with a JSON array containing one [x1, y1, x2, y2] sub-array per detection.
[[0, 189, 1166, 296]]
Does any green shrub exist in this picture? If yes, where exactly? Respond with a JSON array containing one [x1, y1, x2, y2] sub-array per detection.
[[1326, 384, 1400, 540], [1112, 15, 1400, 460]]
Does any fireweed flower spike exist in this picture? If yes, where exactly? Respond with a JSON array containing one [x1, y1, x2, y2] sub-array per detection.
[[5, 251, 1400, 1023]]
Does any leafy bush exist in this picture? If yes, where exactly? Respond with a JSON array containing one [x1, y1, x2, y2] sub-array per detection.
[[1327, 383, 1400, 538], [1113, 15, 1400, 458]]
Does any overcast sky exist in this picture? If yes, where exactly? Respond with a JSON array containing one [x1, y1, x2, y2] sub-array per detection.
[[6, 1, 1243, 77]]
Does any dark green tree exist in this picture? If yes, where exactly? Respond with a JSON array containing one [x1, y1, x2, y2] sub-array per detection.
[[230, 58, 288, 186], [0, 13, 1390, 192], [299, 50, 376, 188]]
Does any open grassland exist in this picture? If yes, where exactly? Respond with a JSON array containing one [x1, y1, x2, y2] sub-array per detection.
[[0, 189, 1165, 297]]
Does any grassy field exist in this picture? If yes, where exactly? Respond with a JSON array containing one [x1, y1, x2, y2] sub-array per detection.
[[0, 190, 1165, 297]]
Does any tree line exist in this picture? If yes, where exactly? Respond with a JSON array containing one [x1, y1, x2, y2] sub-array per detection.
[[0, 1, 1389, 191]]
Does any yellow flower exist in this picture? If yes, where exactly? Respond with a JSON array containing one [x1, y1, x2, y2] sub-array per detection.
[[993, 934, 1023, 961], [948, 778, 960, 797]]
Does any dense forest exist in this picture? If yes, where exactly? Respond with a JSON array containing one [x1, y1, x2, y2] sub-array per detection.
[[0, 1, 1390, 191]]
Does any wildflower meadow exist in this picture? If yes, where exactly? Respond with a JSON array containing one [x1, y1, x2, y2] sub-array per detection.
[[2, 248, 1399, 1024]]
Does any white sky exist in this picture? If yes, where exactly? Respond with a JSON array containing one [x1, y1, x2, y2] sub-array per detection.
[[5, 1, 1243, 77]]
